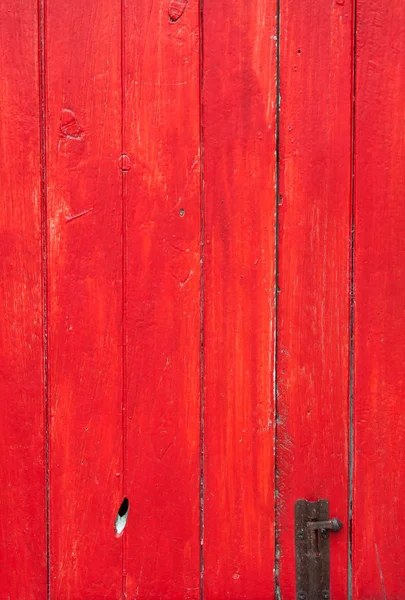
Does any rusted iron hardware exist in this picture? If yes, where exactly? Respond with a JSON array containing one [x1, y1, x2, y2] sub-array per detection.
[[295, 499, 343, 600]]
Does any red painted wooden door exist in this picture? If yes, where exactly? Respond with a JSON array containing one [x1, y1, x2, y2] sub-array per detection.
[[1, 1, 404, 599]]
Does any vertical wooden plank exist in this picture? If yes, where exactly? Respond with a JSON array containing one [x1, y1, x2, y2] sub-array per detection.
[[353, 2, 405, 597], [46, 2, 123, 597], [203, 0, 277, 596], [277, 1, 352, 598], [0, 2, 46, 597], [124, 0, 201, 597]]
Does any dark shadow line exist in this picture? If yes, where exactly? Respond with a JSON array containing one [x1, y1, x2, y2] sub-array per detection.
[[38, 0, 50, 597], [348, 0, 357, 598], [121, 0, 128, 596], [274, 0, 281, 597], [199, 0, 205, 597]]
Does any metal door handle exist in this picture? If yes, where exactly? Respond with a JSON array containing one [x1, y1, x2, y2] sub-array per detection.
[[307, 518, 343, 532]]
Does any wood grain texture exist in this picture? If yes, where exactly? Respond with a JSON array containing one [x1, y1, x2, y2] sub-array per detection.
[[6, 2, 405, 597], [353, 1, 405, 597], [124, 0, 201, 596], [0, 2, 46, 597], [276, 1, 353, 598], [46, 1, 123, 596], [202, 1, 277, 597]]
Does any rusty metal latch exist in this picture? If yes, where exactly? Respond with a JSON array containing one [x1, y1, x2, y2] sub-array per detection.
[[295, 499, 343, 600]]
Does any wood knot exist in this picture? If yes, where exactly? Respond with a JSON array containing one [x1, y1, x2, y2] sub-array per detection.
[[168, 0, 188, 22], [59, 109, 84, 140]]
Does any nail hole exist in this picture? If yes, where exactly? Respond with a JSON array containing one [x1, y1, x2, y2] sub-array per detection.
[[115, 497, 129, 537], [297, 49, 301, 54], [179, 208, 185, 217]]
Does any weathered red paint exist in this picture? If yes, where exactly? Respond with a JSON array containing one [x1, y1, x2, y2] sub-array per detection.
[[203, 1, 277, 597], [46, 0, 123, 596], [0, 2, 46, 597], [2, 1, 405, 598], [276, 1, 353, 598], [353, 1, 405, 597], [124, 0, 201, 596]]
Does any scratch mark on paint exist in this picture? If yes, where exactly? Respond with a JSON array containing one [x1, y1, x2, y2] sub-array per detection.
[[375, 542, 387, 600], [66, 208, 94, 223], [171, 157, 200, 212], [179, 270, 194, 286]]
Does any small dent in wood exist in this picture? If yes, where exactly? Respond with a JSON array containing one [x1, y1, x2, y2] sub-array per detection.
[[119, 154, 131, 172]]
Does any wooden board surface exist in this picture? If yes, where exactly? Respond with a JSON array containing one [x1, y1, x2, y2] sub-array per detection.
[[124, 0, 201, 597], [3, 1, 405, 597], [45, 1, 123, 596], [353, 1, 405, 597], [0, 2, 46, 598], [202, 1, 277, 597], [276, 1, 353, 598]]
